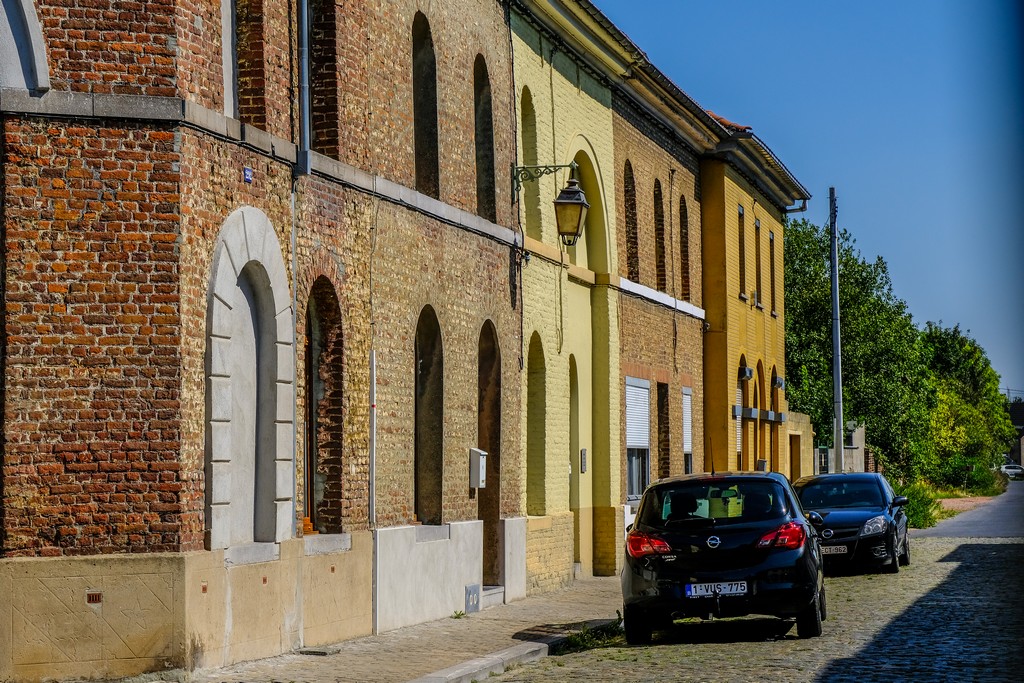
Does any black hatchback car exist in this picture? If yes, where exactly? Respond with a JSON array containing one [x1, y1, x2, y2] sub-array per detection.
[[793, 473, 909, 573], [621, 472, 826, 644]]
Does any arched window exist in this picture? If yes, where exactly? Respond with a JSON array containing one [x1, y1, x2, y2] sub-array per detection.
[[679, 196, 690, 300], [570, 151, 608, 274], [755, 219, 763, 306], [654, 179, 666, 292], [0, 0, 51, 91], [474, 55, 496, 222], [412, 13, 440, 199], [415, 306, 444, 524], [221, 1, 239, 117], [309, 0, 340, 156], [304, 277, 345, 534], [737, 205, 747, 296], [624, 161, 640, 282], [526, 333, 546, 515], [521, 88, 541, 241], [232, 0, 266, 126]]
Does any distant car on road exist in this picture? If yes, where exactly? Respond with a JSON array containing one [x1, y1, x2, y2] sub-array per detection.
[[621, 471, 826, 644], [1001, 464, 1024, 480], [793, 472, 909, 574]]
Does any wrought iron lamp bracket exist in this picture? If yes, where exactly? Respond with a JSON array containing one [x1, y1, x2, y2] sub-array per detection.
[[512, 161, 578, 197]]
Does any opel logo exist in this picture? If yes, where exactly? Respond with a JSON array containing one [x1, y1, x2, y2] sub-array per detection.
[[706, 536, 721, 549], [822, 529, 834, 539]]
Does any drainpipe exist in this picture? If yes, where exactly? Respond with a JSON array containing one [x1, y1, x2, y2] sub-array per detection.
[[296, 0, 312, 176], [369, 350, 377, 528]]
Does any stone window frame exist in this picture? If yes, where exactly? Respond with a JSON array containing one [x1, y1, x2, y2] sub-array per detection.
[[205, 206, 295, 552]]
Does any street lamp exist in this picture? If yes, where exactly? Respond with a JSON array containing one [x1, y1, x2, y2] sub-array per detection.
[[552, 178, 589, 247], [512, 162, 589, 247]]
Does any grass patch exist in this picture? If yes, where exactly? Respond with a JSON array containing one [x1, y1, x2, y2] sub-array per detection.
[[554, 614, 624, 654]]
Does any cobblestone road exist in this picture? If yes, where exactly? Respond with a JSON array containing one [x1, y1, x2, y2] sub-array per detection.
[[173, 486, 1024, 683], [489, 536, 1024, 683]]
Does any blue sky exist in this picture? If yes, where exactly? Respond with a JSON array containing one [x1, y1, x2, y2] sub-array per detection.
[[593, 0, 1024, 393]]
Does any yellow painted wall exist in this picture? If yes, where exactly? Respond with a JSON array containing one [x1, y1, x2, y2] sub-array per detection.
[[513, 9, 621, 586], [701, 159, 790, 475]]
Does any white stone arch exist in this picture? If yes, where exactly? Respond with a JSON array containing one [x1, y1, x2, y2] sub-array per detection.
[[0, 0, 51, 91], [205, 206, 295, 550]]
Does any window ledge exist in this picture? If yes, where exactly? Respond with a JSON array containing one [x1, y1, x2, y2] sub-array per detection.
[[415, 524, 451, 543], [304, 532, 352, 556], [224, 542, 280, 567]]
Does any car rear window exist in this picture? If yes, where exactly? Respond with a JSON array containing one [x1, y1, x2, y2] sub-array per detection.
[[796, 479, 884, 509], [637, 480, 789, 529]]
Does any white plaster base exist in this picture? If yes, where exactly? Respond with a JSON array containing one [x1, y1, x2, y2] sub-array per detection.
[[373, 521, 483, 633]]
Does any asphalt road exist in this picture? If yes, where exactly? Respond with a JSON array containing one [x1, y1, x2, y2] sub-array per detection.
[[914, 479, 1024, 537], [490, 483, 1024, 683]]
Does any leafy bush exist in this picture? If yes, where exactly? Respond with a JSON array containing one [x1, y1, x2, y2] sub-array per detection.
[[894, 481, 941, 529]]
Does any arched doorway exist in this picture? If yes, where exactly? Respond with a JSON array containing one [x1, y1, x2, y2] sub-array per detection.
[[415, 306, 444, 525], [205, 206, 294, 550], [568, 355, 580, 566], [478, 321, 502, 586], [526, 333, 546, 516], [304, 276, 345, 534]]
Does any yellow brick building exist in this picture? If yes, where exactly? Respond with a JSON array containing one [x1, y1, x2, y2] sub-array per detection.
[[511, 1, 622, 589], [701, 114, 811, 476]]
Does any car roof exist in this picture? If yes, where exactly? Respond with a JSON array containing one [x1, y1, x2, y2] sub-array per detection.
[[650, 471, 790, 487], [793, 472, 884, 486]]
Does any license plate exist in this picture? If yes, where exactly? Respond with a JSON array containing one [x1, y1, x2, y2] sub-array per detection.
[[821, 545, 848, 555], [685, 581, 747, 598]]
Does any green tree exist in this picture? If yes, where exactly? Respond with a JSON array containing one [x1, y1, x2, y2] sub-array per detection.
[[920, 323, 1015, 487], [783, 219, 932, 479]]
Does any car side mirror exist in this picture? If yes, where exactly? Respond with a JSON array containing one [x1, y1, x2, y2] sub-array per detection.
[[626, 523, 633, 533], [892, 496, 909, 508], [807, 511, 825, 527]]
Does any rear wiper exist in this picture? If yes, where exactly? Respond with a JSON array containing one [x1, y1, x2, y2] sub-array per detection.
[[666, 516, 716, 527]]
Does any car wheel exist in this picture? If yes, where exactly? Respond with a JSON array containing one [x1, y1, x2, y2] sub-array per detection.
[[898, 534, 911, 567], [796, 588, 823, 638], [818, 585, 827, 621], [884, 533, 900, 574], [624, 606, 653, 646]]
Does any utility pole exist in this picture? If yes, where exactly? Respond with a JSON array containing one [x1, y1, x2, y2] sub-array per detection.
[[829, 187, 844, 471]]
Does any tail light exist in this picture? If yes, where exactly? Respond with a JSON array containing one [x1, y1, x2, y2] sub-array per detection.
[[757, 522, 806, 550], [626, 529, 672, 558]]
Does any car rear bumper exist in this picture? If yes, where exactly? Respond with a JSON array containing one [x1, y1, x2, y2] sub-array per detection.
[[622, 561, 819, 622]]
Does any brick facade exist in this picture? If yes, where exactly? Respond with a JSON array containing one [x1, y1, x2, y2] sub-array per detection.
[[612, 98, 706, 495], [1, 0, 810, 678]]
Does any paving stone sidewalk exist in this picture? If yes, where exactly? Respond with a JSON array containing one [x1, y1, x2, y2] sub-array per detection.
[[179, 577, 621, 683]]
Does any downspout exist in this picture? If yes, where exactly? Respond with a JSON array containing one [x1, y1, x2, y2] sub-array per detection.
[[291, 0, 310, 634], [296, 0, 312, 175]]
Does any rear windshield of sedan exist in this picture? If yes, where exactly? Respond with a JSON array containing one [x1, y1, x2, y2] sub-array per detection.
[[796, 479, 884, 509], [637, 480, 789, 529]]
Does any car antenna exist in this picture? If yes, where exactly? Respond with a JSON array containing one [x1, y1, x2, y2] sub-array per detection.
[[709, 437, 716, 476]]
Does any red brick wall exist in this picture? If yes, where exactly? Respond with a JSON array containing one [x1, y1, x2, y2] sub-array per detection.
[[2, 117, 183, 556], [2, 0, 523, 558], [613, 99, 706, 492], [612, 98, 702, 304], [36, 0, 177, 96]]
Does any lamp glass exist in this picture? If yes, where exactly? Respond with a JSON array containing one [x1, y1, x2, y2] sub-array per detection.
[[553, 178, 589, 246]]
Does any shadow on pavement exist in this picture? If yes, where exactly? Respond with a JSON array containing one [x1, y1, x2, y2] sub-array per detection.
[[653, 616, 795, 645], [512, 619, 610, 643], [815, 542, 1024, 682]]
